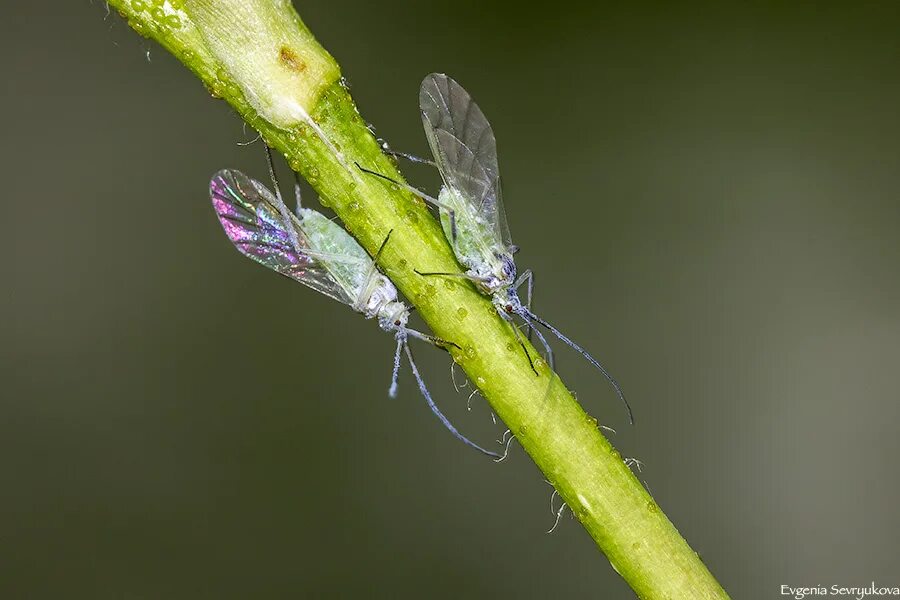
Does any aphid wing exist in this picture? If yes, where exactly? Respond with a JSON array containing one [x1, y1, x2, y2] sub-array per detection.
[[210, 169, 355, 305], [420, 73, 498, 180], [420, 73, 513, 250]]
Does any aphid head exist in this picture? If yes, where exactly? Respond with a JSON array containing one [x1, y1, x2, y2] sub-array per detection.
[[493, 289, 521, 317], [378, 301, 409, 332], [365, 275, 399, 316]]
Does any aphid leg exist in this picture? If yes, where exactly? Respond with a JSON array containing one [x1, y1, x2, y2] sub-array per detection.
[[385, 150, 437, 167], [404, 327, 460, 351], [403, 341, 501, 459], [521, 307, 634, 425], [513, 269, 536, 345], [354, 230, 393, 310], [389, 335, 403, 398], [355, 162, 458, 243], [264, 145, 305, 256], [515, 310, 554, 374], [508, 319, 539, 376], [293, 170, 303, 214], [413, 270, 492, 286], [263, 145, 284, 201]]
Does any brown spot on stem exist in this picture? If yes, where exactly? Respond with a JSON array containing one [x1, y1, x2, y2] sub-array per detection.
[[279, 46, 306, 73]]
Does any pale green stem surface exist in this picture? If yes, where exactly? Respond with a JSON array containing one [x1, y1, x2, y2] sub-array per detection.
[[105, 1, 729, 597]]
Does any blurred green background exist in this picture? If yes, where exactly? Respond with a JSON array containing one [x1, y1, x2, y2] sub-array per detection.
[[2, 2, 899, 597]]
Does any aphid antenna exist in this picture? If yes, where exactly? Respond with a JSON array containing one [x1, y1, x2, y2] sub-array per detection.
[[520, 306, 634, 426], [355, 162, 458, 242], [403, 342, 501, 459]]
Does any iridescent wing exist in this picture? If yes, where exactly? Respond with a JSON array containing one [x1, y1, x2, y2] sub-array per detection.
[[210, 169, 356, 305], [419, 73, 512, 249]]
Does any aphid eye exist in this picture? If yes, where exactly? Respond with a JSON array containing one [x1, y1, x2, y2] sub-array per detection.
[[394, 320, 402, 326], [505, 305, 514, 313]]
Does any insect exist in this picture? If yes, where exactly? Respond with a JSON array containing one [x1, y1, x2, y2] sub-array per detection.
[[210, 147, 501, 457], [358, 73, 633, 424]]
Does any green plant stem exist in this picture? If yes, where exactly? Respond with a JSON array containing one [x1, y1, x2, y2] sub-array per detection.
[[106, 1, 729, 597]]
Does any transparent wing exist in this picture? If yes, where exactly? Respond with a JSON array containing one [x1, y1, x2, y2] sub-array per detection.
[[420, 73, 512, 249], [210, 169, 355, 305]]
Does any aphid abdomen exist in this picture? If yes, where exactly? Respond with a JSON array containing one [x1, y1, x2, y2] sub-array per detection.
[[438, 189, 495, 272], [438, 187, 511, 293], [298, 208, 370, 301]]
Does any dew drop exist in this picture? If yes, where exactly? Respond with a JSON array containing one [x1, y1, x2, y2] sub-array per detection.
[[519, 425, 529, 437], [348, 201, 360, 212], [476, 376, 486, 386], [129, 20, 147, 35], [647, 501, 658, 514], [288, 159, 302, 172], [131, 0, 147, 11], [405, 209, 418, 223], [506, 342, 515, 352], [164, 14, 181, 29], [442, 279, 456, 291], [397, 258, 408, 269], [180, 48, 195, 62], [150, 6, 165, 21], [424, 284, 437, 299], [150, 0, 164, 5], [309, 166, 320, 178], [456, 307, 468, 321], [463, 345, 477, 359]]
